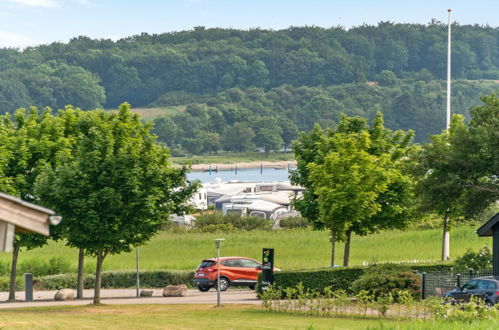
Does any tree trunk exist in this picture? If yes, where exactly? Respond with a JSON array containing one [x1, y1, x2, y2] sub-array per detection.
[[330, 230, 336, 267], [343, 230, 352, 267], [77, 248, 85, 299], [8, 243, 20, 301], [441, 214, 450, 261], [93, 251, 106, 305]]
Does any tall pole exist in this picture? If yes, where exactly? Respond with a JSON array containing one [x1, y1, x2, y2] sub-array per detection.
[[442, 9, 452, 262], [214, 238, 224, 307], [446, 9, 452, 130], [136, 247, 140, 297]]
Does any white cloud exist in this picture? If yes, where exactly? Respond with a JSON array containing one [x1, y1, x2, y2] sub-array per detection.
[[0, 30, 37, 48], [6, 0, 59, 8]]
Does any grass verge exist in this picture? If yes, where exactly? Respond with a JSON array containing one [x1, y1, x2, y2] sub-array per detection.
[[0, 225, 489, 274]]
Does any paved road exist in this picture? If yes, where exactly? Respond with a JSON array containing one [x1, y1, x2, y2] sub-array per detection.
[[0, 289, 259, 309]]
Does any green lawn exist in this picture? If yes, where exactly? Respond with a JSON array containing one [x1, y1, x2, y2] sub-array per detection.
[[1, 225, 489, 273], [0, 304, 494, 329], [0, 304, 408, 329]]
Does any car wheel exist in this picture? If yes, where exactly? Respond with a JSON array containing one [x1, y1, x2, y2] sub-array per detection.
[[197, 285, 210, 292], [485, 300, 494, 307], [217, 277, 230, 291], [248, 284, 256, 290]]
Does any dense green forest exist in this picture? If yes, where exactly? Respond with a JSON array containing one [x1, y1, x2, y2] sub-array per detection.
[[2, 22, 499, 152]]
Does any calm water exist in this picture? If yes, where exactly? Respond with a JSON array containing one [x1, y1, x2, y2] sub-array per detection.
[[187, 168, 292, 183]]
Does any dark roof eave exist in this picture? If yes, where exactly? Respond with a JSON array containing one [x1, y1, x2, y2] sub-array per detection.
[[477, 213, 499, 237]]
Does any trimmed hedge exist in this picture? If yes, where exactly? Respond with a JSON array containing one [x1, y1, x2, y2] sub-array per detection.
[[34, 270, 194, 290], [257, 263, 459, 296]]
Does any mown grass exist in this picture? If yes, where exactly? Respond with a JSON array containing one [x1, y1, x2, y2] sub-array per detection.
[[106, 106, 185, 121], [0, 304, 495, 329], [172, 151, 295, 165], [0, 225, 489, 273], [0, 304, 405, 329]]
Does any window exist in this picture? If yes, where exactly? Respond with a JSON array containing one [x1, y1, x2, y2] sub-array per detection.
[[222, 259, 242, 267], [198, 260, 216, 268], [240, 259, 259, 268], [249, 211, 266, 219], [463, 280, 478, 290], [478, 280, 497, 290]]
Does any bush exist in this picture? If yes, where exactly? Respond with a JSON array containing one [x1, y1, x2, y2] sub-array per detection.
[[258, 267, 365, 296], [34, 270, 194, 290], [257, 263, 447, 299], [195, 213, 272, 231], [454, 246, 492, 271], [279, 216, 310, 229], [18, 257, 72, 276], [351, 264, 421, 301]]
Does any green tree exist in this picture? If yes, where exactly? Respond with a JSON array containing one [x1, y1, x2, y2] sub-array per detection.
[[0, 107, 72, 300], [35, 103, 198, 304], [222, 123, 255, 152], [293, 114, 413, 266], [415, 94, 499, 261]]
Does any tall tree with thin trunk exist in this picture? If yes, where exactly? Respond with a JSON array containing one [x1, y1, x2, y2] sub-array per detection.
[[0, 107, 71, 301], [35, 103, 198, 304], [294, 113, 413, 266]]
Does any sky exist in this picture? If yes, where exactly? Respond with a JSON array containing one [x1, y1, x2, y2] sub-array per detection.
[[0, 0, 498, 48]]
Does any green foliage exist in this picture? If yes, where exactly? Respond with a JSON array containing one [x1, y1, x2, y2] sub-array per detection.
[[427, 296, 498, 323], [454, 246, 492, 270], [194, 213, 272, 231], [294, 113, 415, 265], [351, 264, 421, 301], [18, 257, 71, 276], [33, 270, 194, 290], [278, 216, 311, 229]]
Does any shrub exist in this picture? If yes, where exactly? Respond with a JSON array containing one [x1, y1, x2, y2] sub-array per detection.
[[454, 246, 492, 271], [279, 216, 310, 229], [258, 267, 365, 296], [195, 213, 272, 231], [18, 257, 72, 276], [34, 270, 194, 290], [351, 264, 420, 301]]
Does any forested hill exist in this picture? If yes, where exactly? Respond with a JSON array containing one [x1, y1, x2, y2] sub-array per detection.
[[2, 23, 499, 150]]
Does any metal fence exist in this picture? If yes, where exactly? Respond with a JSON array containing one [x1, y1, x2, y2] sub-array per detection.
[[419, 269, 494, 299]]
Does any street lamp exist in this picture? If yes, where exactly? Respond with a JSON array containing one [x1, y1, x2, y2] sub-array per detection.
[[214, 238, 225, 307]]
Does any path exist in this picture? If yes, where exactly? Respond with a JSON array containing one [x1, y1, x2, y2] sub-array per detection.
[[0, 289, 259, 309]]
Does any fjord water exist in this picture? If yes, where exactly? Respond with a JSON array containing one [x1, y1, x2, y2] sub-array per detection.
[[187, 168, 291, 183]]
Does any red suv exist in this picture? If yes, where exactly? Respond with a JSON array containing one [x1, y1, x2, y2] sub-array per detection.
[[193, 257, 262, 292]]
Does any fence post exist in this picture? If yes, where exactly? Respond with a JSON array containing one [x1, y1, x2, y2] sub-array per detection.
[[25, 273, 33, 302], [421, 272, 426, 300], [456, 273, 461, 288], [469, 269, 474, 278]]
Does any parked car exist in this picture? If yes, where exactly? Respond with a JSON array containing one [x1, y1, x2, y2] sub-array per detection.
[[193, 257, 263, 292], [444, 276, 499, 306]]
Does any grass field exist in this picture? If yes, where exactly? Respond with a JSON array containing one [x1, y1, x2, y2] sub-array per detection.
[[172, 151, 295, 165], [0, 304, 494, 329], [1, 225, 489, 273], [106, 106, 185, 121]]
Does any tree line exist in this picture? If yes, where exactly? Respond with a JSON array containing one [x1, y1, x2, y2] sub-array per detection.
[[150, 80, 499, 156], [2, 22, 499, 111]]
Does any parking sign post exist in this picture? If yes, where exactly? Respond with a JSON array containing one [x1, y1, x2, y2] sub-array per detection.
[[261, 248, 274, 291]]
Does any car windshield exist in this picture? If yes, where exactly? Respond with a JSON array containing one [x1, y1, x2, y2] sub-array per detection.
[[198, 260, 216, 268]]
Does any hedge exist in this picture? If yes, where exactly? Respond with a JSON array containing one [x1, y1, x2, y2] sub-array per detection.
[[257, 263, 460, 296], [34, 270, 194, 290]]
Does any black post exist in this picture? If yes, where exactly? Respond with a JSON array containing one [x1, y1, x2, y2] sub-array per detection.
[[457, 274, 461, 288], [261, 248, 274, 291], [421, 272, 426, 300], [24, 273, 33, 302], [493, 230, 499, 276]]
